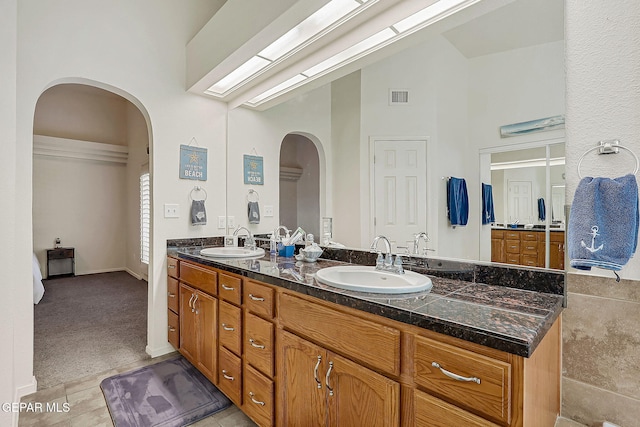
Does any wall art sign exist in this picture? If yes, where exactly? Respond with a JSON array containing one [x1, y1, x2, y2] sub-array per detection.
[[499, 115, 565, 138], [244, 155, 264, 185], [180, 145, 207, 181]]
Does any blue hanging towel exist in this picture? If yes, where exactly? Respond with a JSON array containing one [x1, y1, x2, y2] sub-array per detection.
[[568, 174, 639, 272], [447, 177, 469, 226], [481, 183, 495, 225], [537, 198, 546, 221]]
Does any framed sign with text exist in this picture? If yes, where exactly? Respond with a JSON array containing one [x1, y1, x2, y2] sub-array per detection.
[[243, 155, 263, 185], [180, 145, 207, 181]]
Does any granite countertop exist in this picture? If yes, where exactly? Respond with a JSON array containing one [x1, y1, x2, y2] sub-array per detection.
[[492, 226, 565, 232], [169, 246, 563, 358]]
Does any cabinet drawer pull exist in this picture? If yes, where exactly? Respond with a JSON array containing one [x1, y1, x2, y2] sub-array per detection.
[[222, 370, 234, 381], [222, 323, 235, 331], [326, 361, 334, 396], [248, 293, 265, 301], [431, 362, 481, 384], [249, 338, 265, 349], [168, 265, 176, 269], [314, 355, 322, 389], [192, 294, 199, 314], [249, 392, 265, 406], [167, 292, 176, 298], [221, 284, 235, 291], [168, 326, 176, 332]]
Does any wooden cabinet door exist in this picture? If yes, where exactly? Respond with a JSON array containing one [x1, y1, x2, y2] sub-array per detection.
[[195, 290, 217, 383], [278, 331, 326, 427], [326, 351, 400, 427], [490, 237, 505, 263], [179, 284, 198, 364]]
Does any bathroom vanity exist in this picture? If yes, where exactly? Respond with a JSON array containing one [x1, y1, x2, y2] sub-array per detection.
[[167, 243, 563, 427], [491, 228, 565, 270]]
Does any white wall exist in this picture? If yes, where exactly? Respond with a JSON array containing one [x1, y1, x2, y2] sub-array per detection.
[[227, 85, 332, 238], [1, 0, 18, 424], [14, 0, 228, 402]]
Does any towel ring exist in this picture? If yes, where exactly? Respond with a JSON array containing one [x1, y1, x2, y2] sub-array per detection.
[[577, 140, 639, 179], [190, 186, 207, 201], [247, 189, 259, 202]]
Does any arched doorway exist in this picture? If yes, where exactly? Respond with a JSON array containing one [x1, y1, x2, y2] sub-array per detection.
[[279, 133, 321, 240], [31, 81, 153, 388]]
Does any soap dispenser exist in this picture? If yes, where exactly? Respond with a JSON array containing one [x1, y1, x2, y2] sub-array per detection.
[[269, 233, 277, 255]]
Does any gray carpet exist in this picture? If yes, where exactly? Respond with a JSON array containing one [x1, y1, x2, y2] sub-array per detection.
[[35, 271, 148, 390], [101, 356, 231, 427]]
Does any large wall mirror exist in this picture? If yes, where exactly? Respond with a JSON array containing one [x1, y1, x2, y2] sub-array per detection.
[[226, 0, 565, 269]]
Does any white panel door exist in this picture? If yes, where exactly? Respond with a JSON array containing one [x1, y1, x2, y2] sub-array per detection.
[[507, 180, 533, 223], [374, 140, 427, 249]]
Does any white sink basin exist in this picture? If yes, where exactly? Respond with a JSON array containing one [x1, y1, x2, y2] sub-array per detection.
[[200, 247, 265, 259], [315, 265, 432, 294]]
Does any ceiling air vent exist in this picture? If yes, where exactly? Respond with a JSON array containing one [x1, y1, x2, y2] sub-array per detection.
[[389, 89, 410, 105]]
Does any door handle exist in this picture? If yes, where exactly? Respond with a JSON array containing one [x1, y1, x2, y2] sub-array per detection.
[[193, 294, 199, 314], [314, 355, 322, 389], [325, 361, 334, 396], [188, 293, 195, 312]]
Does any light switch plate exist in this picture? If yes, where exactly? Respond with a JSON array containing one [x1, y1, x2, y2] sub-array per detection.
[[218, 216, 226, 229], [264, 205, 274, 217], [164, 204, 179, 218], [227, 216, 235, 228]]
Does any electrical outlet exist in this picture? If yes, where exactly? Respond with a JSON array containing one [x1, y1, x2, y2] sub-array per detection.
[[164, 204, 179, 218], [227, 216, 235, 229], [264, 205, 274, 217], [218, 216, 226, 229]]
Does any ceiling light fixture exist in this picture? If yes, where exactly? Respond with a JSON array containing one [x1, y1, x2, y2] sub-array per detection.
[[244, 0, 481, 107], [490, 157, 566, 171], [205, 0, 374, 97]]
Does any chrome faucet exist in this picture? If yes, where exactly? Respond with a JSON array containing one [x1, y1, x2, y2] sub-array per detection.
[[272, 225, 291, 243], [233, 226, 255, 250], [370, 235, 404, 274], [413, 232, 430, 255]]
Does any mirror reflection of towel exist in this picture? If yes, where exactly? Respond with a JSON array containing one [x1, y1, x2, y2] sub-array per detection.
[[482, 183, 495, 225], [248, 201, 260, 224], [537, 198, 546, 221], [191, 200, 207, 225]]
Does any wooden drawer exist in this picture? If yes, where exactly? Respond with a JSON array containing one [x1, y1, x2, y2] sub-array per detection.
[[244, 280, 275, 319], [243, 364, 274, 427], [244, 312, 274, 378], [219, 300, 242, 356], [521, 254, 539, 267], [504, 240, 520, 254], [414, 335, 511, 424], [414, 389, 498, 427], [521, 232, 538, 241], [505, 254, 520, 264], [504, 231, 520, 240], [279, 293, 400, 376], [180, 262, 217, 295], [167, 309, 179, 349], [167, 257, 179, 278], [218, 271, 242, 305], [167, 277, 179, 314], [490, 229, 504, 239], [49, 248, 74, 260], [218, 346, 242, 406], [521, 241, 539, 255]]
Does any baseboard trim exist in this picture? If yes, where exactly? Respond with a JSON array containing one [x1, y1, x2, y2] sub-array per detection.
[[125, 268, 143, 280], [14, 375, 37, 401], [146, 343, 177, 358]]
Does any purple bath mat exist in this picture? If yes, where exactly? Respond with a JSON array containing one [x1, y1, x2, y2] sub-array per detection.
[[101, 356, 231, 427]]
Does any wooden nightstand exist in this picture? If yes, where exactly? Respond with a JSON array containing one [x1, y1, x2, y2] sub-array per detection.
[[46, 248, 75, 279]]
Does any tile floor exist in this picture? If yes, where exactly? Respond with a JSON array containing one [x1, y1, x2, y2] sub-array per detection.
[[19, 353, 257, 427]]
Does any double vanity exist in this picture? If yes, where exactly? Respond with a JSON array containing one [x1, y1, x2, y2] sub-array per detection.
[[167, 237, 564, 427]]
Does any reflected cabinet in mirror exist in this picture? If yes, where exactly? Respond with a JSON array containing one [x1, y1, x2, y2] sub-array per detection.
[[225, 0, 565, 269]]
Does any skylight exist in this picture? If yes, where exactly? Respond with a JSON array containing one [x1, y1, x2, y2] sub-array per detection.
[[206, 0, 370, 96]]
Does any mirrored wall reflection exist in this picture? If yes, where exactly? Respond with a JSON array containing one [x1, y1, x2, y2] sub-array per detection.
[[489, 142, 565, 270]]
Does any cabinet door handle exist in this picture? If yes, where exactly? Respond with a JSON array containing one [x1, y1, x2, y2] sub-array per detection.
[[168, 264, 176, 269], [188, 293, 195, 312], [221, 284, 235, 291], [325, 361, 334, 396], [193, 294, 199, 314], [248, 293, 265, 301], [222, 370, 234, 381], [314, 355, 322, 389], [249, 338, 265, 349], [431, 362, 481, 384], [249, 392, 265, 406], [222, 323, 235, 331], [167, 292, 176, 298], [168, 326, 176, 332]]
